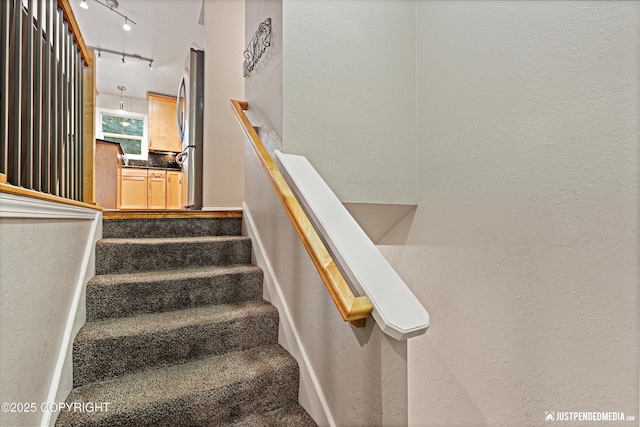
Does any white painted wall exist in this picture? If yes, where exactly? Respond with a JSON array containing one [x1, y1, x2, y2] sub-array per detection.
[[0, 207, 98, 427], [245, 0, 283, 142], [282, 0, 417, 204], [377, 2, 639, 425], [244, 0, 639, 425], [96, 93, 148, 115], [202, 0, 246, 209]]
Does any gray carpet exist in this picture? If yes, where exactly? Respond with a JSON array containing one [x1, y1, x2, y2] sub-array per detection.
[[56, 217, 317, 427]]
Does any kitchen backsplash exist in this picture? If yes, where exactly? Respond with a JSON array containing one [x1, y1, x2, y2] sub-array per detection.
[[128, 152, 180, 169]]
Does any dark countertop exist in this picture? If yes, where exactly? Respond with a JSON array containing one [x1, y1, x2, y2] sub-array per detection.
[[122, 165, 182, 171]]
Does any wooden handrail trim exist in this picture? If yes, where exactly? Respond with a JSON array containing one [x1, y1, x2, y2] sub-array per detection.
[[0, 183, 103, 211], [57, 0, 91, 66], [231, 100, 373, 325]]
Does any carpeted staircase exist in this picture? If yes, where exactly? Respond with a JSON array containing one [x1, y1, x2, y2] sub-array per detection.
[[55, 216, 317, 427]]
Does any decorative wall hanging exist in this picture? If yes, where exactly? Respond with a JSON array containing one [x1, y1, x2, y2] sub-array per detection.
[[243, 18, 272, 78]]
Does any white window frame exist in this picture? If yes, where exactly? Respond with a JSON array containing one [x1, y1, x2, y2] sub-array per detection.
[[96, 108, 149, 161]]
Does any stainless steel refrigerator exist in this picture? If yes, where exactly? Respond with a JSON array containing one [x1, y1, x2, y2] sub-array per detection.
[[176, 48, 204, 210]]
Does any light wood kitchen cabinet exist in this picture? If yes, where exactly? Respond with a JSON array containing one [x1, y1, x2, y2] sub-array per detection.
[[166, 170, 184, 210], [119, 168, 183, 210], [120, 168, 148, 210], [147, 93, 181, 153], [147, 170, 167, 209]]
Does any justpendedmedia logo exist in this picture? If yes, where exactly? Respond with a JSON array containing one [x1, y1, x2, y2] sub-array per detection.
[[545, 411, 636, 423]]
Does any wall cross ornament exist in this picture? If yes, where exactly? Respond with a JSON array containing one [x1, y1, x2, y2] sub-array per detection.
[[243, 18, 272, 78]]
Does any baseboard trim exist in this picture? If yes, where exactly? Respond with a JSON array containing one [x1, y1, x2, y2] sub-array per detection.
[[201, 206, 244, 212], [242, 203, 334, 427], [41, 210, 101, 427]]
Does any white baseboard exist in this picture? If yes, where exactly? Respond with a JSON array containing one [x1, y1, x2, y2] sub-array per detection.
[[242, 203, 333, 427], [201, 206, 244, 212]]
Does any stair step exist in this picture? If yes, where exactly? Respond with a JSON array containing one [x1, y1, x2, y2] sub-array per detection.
[[57, 345, 301, 427], [86, 265, 264, 321], [95, 236, 252, 275], [229, 404, 317, 426], [73, 301, 279, 387], [103, 217, 242, 239]]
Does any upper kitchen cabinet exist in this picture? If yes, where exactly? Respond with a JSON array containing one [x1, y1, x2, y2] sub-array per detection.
[[147, 93, 182, 153]]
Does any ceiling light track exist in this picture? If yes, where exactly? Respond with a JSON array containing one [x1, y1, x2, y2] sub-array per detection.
[[92, 0, 137, 31], [88, 46, 153, 69]]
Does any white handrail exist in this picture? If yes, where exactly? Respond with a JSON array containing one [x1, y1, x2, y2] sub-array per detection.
[[276, 151, 430, 340]]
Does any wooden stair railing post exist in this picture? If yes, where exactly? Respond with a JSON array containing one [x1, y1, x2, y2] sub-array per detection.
[[83, 48, 96, 205]]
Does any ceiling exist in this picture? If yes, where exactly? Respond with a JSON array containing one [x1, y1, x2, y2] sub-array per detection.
[[71, 0, 205, 100]]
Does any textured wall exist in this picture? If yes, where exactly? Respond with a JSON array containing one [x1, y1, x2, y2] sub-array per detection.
[[377, 2, 639, 425], [243, 0, 639, 425], [282, 0, 417, 204], [202, 0, 245, 208], [245, 0, 283, 142], [0, 219, 93, 427]]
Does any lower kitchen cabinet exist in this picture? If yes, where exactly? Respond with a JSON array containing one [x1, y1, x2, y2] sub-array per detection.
[[120, 168, 148, 210], [119, 168, 183, 210], [148, 170, 167, 209], [166, 170, 184, 210]]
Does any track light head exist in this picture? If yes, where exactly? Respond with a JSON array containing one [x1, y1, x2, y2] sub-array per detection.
[[94, 0, 136, 31]]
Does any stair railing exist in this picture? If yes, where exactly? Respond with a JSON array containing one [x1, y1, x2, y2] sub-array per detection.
[[233, 100, 431, 338], [231, 100, 373, 327], [1, 0, 91, 203]]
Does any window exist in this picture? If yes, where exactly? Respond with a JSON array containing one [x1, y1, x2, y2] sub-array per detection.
[[96, 109, 148, 161]]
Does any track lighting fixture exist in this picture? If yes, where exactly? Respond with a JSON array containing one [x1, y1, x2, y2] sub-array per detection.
[[79, 0, 88, 10], [122, 17, 131, 31], [88, 46, 154, 70]]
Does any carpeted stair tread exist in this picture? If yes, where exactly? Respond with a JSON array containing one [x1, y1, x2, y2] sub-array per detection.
[[86, 265, 264, 320], [78, 299, 276, 340], [73, 301, 279, 387], [98, 235, 248, 244], [103, 217, 242, 239], [228, 404, 317, 426], [89, 264, 262, 286], [95, 235, 252, 274], [57, 345, 300, 427]]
